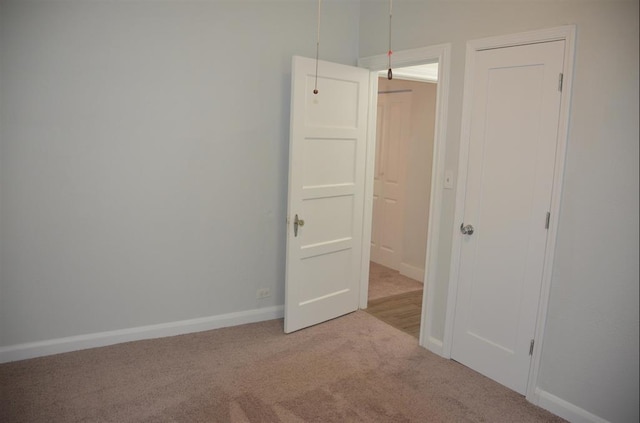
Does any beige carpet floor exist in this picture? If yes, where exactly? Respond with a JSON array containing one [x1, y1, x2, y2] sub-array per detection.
[[0, 311, 565, 423], [368, 261, 423, 301]]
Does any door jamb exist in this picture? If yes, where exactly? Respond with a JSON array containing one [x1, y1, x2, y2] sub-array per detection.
[[443, 25, 576, 402], [358, 43, 452, 355]]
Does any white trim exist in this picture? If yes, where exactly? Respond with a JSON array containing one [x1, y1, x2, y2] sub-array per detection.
[[442, 25, 576, 401], [0, 306, 284, 363], [399, 263, 425, 283], [534, 388, 610, 423], [358, 73, 379, 310], [421, 45, 451, 355], [359, 44, 449, 69], [381, 74, 437, 84], [358, 44, 452, 353], [377, 63, 439, 83], [469, 26, 578, 52], [426, 336, 444, 356], [525, 25, 577, 403]]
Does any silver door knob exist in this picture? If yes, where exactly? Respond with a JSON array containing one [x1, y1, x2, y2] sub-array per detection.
[[460, 223, 474, 235]]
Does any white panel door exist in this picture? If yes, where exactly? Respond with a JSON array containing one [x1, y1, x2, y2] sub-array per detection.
[[370, 91, 411, 270], [284, 56, 370, 333], [370, 101, 385, 265], [451, 41, 565, 394]]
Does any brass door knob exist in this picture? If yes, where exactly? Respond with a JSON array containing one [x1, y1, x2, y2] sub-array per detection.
[[294, 214, 305, 237]]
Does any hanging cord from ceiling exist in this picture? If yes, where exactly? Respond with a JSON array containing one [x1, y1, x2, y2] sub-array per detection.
[[313, 0, 322, 95], [387, 0, 393, 80]]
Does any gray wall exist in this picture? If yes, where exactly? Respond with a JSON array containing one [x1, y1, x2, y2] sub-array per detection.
[[0, 0, 359, 345], [1, 1, 638, 422], [360, 1, 638, 422]]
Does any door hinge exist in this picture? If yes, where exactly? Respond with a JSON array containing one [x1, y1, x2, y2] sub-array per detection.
[[558, 73, 564, 92], [545, 212, 551, 229], [529, 339, 535, 356]]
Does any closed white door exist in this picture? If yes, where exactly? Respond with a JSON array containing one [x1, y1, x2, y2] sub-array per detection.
[[284, 56, 370, 333], [451, 40, 565, 394], [370, 91, 412, 270]]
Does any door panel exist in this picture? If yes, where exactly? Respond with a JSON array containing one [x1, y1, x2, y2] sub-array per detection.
[[451, 40, 565, 394], [302, 138, 357, 187], [285, 56, 370, 333], [370, 92, 411, 270], [301, 195, 354, 247], [370, 103, 385, 263]]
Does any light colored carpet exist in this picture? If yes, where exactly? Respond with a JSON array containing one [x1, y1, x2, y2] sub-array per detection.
[[0, 311, 565, 422], [368, 261, 423, 301]]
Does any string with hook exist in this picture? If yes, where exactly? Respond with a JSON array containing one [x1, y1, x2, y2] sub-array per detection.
[[387, 0, 393, 80], [313, 0, 322, 94]]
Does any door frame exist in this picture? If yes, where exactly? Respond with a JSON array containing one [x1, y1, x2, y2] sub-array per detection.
[[358, 43, 452, 354], [444, 25, 576, 402]]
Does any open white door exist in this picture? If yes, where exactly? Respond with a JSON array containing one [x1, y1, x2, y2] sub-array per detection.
[[284, 56, 370, 333]]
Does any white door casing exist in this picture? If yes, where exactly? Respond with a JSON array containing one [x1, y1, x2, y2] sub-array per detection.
[[358, 44, 452, 355], [450, 40, 566, 394], [284, 56, 370, 333], [371, 91, 412, 270]]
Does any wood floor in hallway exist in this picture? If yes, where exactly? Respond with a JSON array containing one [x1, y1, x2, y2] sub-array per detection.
[[365, 290, 423, 338], [366, 262, 423, 338]]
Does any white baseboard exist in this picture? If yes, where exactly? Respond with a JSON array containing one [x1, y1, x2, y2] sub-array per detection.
[[534, 388, 610, 423], [0, 306, 284, 364], [399, 262, 425, 282], [424, 336, 444, 356]]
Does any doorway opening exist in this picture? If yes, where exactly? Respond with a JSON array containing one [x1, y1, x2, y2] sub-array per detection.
[[358, 44, 451, 354], [364, 64, 439, 339]]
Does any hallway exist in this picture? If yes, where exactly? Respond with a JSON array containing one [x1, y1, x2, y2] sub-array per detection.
[[366, 262, 423, 338]]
